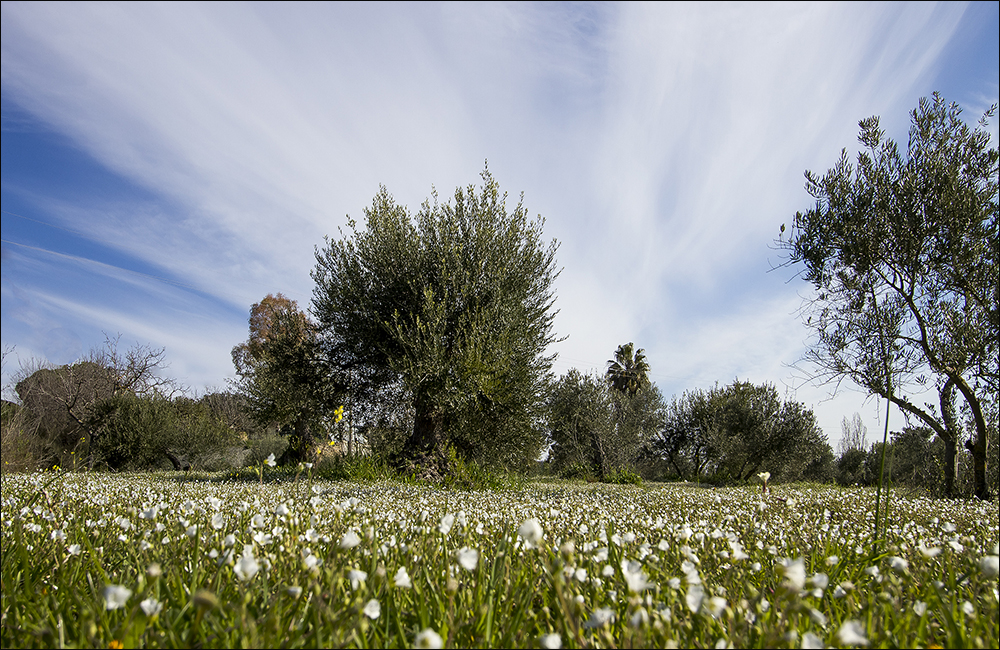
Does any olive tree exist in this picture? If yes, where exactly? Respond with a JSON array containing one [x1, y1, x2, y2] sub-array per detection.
[[778, 93, 997, 499], [649, 380, 832, 483], [311, 168, 561, 478], [232, 293, 343, 465]]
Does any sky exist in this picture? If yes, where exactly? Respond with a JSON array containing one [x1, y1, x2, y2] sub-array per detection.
[[2, 1, 998, 452]]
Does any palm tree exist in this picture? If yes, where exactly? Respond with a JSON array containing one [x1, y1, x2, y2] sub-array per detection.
[[606, 343, 651, 397]]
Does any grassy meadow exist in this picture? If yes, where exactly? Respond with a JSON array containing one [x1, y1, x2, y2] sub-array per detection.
[[2, 469, 997, 649]]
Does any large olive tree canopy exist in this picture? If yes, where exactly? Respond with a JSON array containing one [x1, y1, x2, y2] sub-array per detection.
[[311, 168, 561, 477]]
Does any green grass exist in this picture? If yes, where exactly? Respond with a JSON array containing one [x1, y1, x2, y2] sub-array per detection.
[[2, 470, 997, 648]]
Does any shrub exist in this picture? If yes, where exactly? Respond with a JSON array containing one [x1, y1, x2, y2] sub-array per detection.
[[243, 431, 289, 468], [605, 465, 643, 485], [0, 401, 46, 472], [559, 461, 595, 482]]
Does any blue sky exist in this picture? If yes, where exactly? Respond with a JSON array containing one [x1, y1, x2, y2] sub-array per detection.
[[2, 2, 997, 450]]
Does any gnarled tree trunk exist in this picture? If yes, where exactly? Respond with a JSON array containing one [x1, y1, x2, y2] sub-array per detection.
[[400, 399, 450, 481]]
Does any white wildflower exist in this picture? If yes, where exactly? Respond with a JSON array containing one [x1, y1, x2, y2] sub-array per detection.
[[394, 566, 412, 589], [457, 547, 479, 572], [438, 513, 455, 536], [978, 555, 999, 579], [103, 584, 132, 610], [781, 557, 807, 591], [414, 628, 443, 649], [584, 607, 615, 628], [340, 530, 362, 549], [621, 559, 653, 592], [140, 598, 163, 617], [518, 518, 543, 549], [363, 599, 381, 619], [686, 583, 705, 613], [888, 556, 908, 574], [348, 569, 367, 590], [234, 553, 260, 581], [837, 620, 869, 646]]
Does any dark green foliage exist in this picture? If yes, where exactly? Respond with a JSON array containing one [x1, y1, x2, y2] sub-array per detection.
[[232, 294, 345, 466], [546, 370, 614, 475], [243, 431, 289, 468], [606, 343, 651, 397], [311, 167, 560, 477], [779, 93, 998, 499], [438, 445, 530, 491], [708, 381, 814, 482], [652, 388, 718, 481], [11, 338, 175, 469], [88, 393, 172, 470], [313, 452, 401, 483], [801, 443, 837, 483], [888, 427, 942, 488], [608, 383, 665, 476], [604, 465, 643, 485], [14, 361, 109, 463], [834, 422, 999, 498], [649, 380, 833, 484], [837, 447, 869, 486], [9, 338, 248, 472], [545, 368, 664, 482], [88, 394, 239, 471], [558, 461, 596, 481], [198, 391, 265, 440]]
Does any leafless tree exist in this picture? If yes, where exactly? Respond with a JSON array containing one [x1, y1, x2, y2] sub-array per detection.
[[838, 413, 868, 456]]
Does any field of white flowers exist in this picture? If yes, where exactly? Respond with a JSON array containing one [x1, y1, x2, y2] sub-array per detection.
[[2, 470, 997, 648]]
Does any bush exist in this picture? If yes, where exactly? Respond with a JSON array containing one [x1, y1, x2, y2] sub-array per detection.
[[605, 466, 643, 485], [837, 448, 868, 486], [243, 431, 289, 468], [1, 401, 47, 472], [314, 453, 399, 482], [89, 394, 240, 471], [559, 461, 595, 482]]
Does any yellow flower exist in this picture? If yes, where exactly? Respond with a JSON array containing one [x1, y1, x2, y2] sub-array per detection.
[[108, 641, 124, 649]]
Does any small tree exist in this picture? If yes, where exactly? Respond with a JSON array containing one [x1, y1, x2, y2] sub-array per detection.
[[606, 343, 651, 397], [778, 94, 997, 499], [545, 368, 663, 481], [607, 381, 664, 478], [889, 426, 942, 490], [232, 294, 343, 465], [652, 388, 721, 481], [545, 369, 614, 479], [709, 381, 830, 483], [311, 168, 561, 478], [839, 413, 869, 456]]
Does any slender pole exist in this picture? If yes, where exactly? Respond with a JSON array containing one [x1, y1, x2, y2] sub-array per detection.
[[873, 293, 893, 550], [874, 393, 891, 548]]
